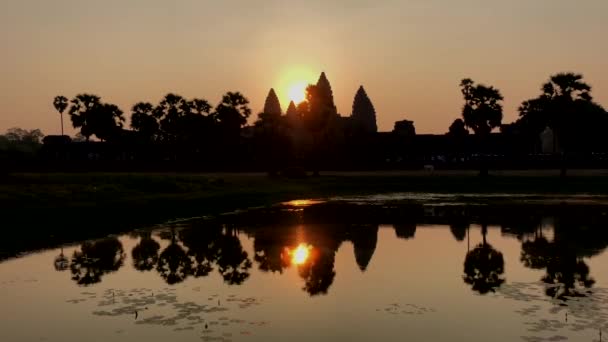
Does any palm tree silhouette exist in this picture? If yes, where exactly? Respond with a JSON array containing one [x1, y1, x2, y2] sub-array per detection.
[[459, 78, 504, 176], [53, 96, 68, 136]]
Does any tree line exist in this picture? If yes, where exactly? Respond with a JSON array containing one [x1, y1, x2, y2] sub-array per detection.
[[33, 71, 608, 173], [451, 73, 607, 175], [53, 92, 252, 144]]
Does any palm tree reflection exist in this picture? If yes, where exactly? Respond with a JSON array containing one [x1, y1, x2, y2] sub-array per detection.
[[70, 238, 125, 286], [520, 221, 599, 300], [542, 252, 594, 299], [463, 224, 505, 294], [156, 228, 192, 285], [180, 223, 222, 278], [54, 247, 69, 271], [298, 246, 336, 296], [253, 226, 294, 274], [215, 226, 252, 285], [131, 232, 160, 271], [294, 225, 343, 296]]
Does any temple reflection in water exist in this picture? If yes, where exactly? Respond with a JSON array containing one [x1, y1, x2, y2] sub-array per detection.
[[51, 200, 608, 300]]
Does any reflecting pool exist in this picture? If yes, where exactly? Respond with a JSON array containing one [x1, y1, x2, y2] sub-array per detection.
[[1, 196, 608, 342]]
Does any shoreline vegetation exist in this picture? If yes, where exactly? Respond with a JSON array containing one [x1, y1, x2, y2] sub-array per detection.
[[3, 170, 608, 260], [5, 170, 608, 219]]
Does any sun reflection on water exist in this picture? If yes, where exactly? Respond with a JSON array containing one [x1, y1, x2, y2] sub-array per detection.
[[283, 199, 323, 207], [288, 243, 313, 265]]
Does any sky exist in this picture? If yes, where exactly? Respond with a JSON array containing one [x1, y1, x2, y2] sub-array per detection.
[[1, 0, 607, 135]]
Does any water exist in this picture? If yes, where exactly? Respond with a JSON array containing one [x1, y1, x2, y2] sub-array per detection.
[[1, 196, 608, 342]]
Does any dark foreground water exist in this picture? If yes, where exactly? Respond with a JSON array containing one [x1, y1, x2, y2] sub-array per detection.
[[1, 195, 608, 342]]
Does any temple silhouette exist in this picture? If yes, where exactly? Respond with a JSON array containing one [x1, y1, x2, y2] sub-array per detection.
[[2, 71, 606, 173]]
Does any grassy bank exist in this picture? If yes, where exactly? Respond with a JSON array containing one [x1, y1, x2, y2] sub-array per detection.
[[4, 170, 608, 221], [2, 170, 608, 259]]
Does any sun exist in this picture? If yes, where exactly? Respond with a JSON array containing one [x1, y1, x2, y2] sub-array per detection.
[[275, 66, 317, 107], [288, 82, 307, 104]]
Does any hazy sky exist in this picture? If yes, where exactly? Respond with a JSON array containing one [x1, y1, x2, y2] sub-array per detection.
[[1, 0, 607, 135]]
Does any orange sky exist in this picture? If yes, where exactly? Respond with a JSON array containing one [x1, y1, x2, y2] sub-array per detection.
[[1, 0, 607, 135]]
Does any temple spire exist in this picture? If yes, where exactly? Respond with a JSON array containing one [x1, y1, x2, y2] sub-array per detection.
[[351, 85, 377, 133], [263, 88, 282, 117]]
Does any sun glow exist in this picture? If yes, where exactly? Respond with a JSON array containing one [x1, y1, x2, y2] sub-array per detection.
[[284, 199, 323, 207], [288, 82, 307, 104], [275, 66, 317, 107], [290, 243, 312, 265]]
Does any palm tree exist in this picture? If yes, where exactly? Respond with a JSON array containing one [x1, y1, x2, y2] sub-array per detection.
[[213, 92, 252, 139], [53, 96, 68, 136], [515, 73, 608, 176], [153, 93, 188, 141], [541, 73, 591, 101], [459, 79, 504, 176], [539, 73, 602, 177], [93, 103, 125, 142], [130, 102, 159, 142]]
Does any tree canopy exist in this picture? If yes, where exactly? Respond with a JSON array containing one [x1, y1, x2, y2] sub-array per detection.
[[213, 92, 252, 139], [515, 73, 607, 153], [68, 94, 125, 141], [460, 79, 503, 135], [448, 118, 469, 137]]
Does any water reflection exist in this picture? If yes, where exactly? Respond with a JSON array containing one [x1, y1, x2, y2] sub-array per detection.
[[289, 243, 312, 265], [131, 232, 160, 271], [519, 218, 607, 300], [156, 228, 191, 285], [70, 237, 125, 286], [463, 224, 505, 294], [5, 200, 608, 341], [53, 248, 69, 271], [215, 226, 252, 285], [44, 202, 608, 303]]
